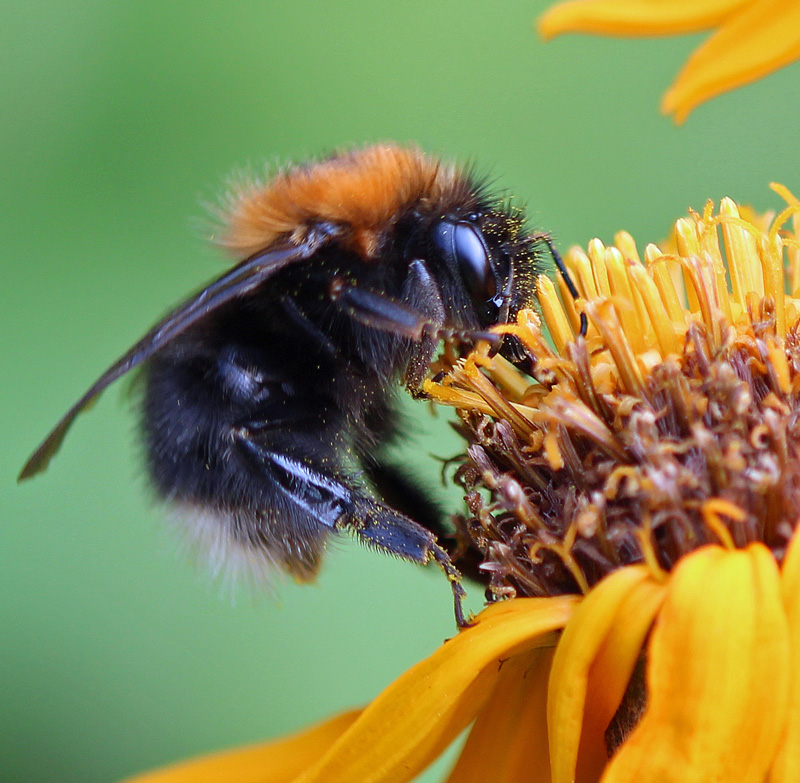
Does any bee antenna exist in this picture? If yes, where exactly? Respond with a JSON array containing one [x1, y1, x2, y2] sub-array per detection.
[[535, 233, 588, 338]]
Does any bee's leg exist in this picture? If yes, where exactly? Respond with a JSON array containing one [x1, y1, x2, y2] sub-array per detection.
[[363, 460, 444, 539], [330, 280, 435, 398], [235, 429, 353, 526], [277, 294, 341, 359], [346, 495, 469, 628], [235, 429, 469, 628], [330, 280, 501, 358], [399, 260, 446, 390], [364, 459, 487, 589], [330, 280, 432, 340]]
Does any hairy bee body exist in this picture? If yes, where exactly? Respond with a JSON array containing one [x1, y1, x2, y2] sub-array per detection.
[[21, 144, 544, 625], [142, 274, 395, 582]]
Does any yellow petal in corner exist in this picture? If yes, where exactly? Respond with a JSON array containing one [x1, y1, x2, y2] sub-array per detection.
[[662, 0, 800, 122], [122, 709, 362, 783], [293, 597, 577, 783], [603, 544, 790, 783], [538, 0, 748, 39]]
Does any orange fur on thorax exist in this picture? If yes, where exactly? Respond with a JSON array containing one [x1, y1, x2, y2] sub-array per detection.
[[222, 145, 461, 258]]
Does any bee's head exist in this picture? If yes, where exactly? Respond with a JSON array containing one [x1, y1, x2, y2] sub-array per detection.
[[421, 208, 538, 361]]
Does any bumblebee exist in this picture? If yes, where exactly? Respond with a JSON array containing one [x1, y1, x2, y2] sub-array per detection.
[[20, 144, 550, 626]]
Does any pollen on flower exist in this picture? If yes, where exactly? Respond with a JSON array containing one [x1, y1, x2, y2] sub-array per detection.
[[429, 187, 800, 601]]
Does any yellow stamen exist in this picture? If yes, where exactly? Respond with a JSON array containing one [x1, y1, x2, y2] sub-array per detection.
[[489, 354, 533, 400], [544, 429, 564, 470], [530, 528, 591, 595], [626, 262, 680, 356], [721, 197, 763, 303], [536, 274, 575, 354], [701, 499, 746, 550], [422, 379, 496, 416], [461, 358, 538, 438], [422, 373, 539, 427], [680, 252, 724, 347], [614, 230, 641, 263], [584, 245, 611, 299], [766, 337, 791, 396], [698, 211, 734, 322], [768, 183, 800, 298], [606, 466, 646, 501], [645, 248, 687, 326], [672, 218, 700, 313], [603, 247, 648, 354], [762, 233, 786, 334], [635, 519, 670, 583], [624, 252, 660, 348], [531, 392, 628, 462], [578, 241, 603, 299], [586, 299, 644, 396]]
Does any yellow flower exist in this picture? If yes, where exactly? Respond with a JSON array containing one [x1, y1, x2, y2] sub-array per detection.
[[124, 190, 800, 783], [537, 1, 800, 122]]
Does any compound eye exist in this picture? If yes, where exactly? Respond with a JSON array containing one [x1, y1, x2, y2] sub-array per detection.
[[452, 223, 496, 302]]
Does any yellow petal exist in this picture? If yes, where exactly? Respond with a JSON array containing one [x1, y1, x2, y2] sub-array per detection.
[[547, 565, 656, 783], [445, 647, 554, 783], [293, 596, 577, 783], [538, 0, 748, 39], [603, 544, 790, 783], [770, 530, 800, 782], [577, 577, 666, 783], [121, 709, 362, 783], [662, 0, 800, 122]]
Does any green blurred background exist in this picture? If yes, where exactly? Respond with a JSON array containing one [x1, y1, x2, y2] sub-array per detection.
[[4, 2, 800, 781]]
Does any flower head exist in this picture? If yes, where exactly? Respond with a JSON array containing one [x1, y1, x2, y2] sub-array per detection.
[[537, 1, 800, 122], [124, 188, 800, 783], [432, 188, 800, 601]]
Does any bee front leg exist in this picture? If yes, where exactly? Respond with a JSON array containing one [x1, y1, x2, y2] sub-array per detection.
[[330, 279, 432, 340], [330, 274, 500, 390], [333, 281, 499, 344]]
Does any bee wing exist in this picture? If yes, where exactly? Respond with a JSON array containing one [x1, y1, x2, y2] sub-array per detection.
[[19, 242, 314, 481]]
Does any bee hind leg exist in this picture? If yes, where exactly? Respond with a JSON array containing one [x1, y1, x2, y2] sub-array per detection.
[[345, 496, 470, 628], [235, 429, 469, 627]]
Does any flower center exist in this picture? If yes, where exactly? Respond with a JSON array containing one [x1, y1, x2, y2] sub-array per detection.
[[428, 192, 800, 599]]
